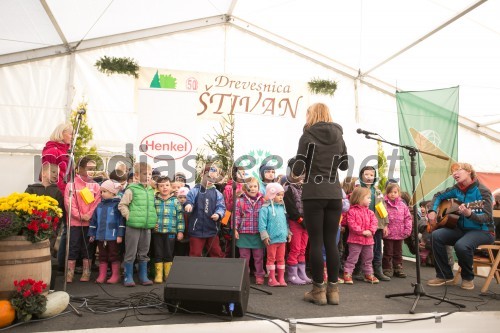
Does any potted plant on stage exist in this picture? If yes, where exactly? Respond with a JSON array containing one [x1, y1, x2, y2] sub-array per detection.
[[0, 193, 63, 299], [10, 279, 48, 322]]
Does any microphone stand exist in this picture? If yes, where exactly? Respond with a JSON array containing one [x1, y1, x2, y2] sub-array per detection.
[[360, 133, 465, 313], [231, 179, 237, 259], [62, 111, 85, 316]]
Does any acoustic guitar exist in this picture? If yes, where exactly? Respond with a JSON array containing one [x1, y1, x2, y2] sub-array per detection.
[[427, 199, 484, 232]]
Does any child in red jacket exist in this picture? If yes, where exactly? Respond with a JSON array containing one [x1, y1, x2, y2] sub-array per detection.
[[344, 187, 379, 284]]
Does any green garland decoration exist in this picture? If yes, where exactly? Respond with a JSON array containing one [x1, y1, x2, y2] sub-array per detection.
[[95, 56, 139, 78], [307, 78, 338, 96]]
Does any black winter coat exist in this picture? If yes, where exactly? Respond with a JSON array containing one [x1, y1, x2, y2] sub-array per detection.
[[290, 122, 348, 200]]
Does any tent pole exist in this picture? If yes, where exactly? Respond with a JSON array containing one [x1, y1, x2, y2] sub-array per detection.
[[40, 0, 69, 46]]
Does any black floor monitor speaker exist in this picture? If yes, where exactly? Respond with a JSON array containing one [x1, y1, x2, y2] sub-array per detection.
[[164, 256, 250, 317]]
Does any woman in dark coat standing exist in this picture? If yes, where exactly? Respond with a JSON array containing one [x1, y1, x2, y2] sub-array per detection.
[[289, 103, 348, 305]]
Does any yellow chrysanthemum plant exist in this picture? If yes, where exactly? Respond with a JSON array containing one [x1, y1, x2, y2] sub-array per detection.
[[0, 193, 63, 243]]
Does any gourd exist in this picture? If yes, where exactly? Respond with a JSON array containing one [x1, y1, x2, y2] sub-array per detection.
[[36, 291, 70, 319], [0, 300, 16, 328]]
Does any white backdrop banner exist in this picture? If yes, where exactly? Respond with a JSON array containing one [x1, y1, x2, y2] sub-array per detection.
[[136, 68, 310, 181]]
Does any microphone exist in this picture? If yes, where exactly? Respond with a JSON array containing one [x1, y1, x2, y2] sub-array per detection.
[[357, 128, 378, 136], [77, 109, 86, 115]]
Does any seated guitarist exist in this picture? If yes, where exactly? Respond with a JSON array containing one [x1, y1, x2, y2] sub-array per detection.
[[426, 162, 495, 290]]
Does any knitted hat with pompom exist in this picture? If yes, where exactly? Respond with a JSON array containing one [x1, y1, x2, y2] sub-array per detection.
[[266, 183, 284, 200]]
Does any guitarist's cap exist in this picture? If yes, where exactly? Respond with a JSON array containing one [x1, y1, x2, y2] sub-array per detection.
[[450, 162, 476, 179]]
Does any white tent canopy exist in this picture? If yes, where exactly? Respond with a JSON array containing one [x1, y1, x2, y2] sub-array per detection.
[[0, 0, 499, 194]]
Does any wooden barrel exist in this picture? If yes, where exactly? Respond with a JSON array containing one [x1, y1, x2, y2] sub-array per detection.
[[0, 236, 51, 299]]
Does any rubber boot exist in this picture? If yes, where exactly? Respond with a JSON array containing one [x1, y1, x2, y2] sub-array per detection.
[[326, 282, 340, 305], [66, 260, 76, 283], [287, 265, 306, 285], [266, 265, 280, 287], [393, 264, 407, 278], [80, 259, 91, 282], [95, 262, 108, 284], [138, 261, 153, 286], [107, 262, 121, 284], [297, 262, 312, 284], [277, 265, 287, 286], [123, 262, 136, 287], [164, 262, 172, 281], [303, 282, 327, 305], [154, 263, 163, 284], [374, 264, 391, 281]]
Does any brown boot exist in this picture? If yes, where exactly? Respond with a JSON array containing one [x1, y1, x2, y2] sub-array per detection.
[[304, 282, 327, 305], [326, 282, 339, 305], [66, 260, 76, 283], [393, 264, 407, 278], [80, 259, 92, 282]]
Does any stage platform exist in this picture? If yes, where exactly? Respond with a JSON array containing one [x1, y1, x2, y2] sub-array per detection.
[[7, 260, 500, 333]]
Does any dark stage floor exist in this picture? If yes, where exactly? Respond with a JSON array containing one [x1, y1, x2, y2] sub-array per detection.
[[7, 260, 500, 333]]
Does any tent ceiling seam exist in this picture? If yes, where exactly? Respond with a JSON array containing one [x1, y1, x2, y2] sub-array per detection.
[[0, 12, 497, 142], [228, 18, 499, 142], [0, 15, 227, 67], [227, 0, 238, 16], [363, 0, 487, 76], [228, 17, 359, 79], [40, 0, 70, 50], [74, 0, 116, 50], [478, 119, 500, 127]]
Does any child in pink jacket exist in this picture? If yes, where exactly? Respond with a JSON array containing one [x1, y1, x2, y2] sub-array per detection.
[[64, 157, 101, 283], [344, 187, 379, 284], [382, 183, 413, 278]]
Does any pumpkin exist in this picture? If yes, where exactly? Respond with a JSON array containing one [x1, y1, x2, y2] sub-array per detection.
[[0, 300, 15, 328]]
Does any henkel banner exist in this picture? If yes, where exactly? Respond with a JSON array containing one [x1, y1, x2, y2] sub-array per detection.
[[136, 68, 310, 182]]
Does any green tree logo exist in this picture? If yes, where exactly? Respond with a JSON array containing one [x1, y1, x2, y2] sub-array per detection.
[[248, 150, 272, 179], [150, 70, 177, 89]]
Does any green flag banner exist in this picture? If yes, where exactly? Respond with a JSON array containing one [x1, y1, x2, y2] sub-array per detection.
[[397, 87, 459, 204]]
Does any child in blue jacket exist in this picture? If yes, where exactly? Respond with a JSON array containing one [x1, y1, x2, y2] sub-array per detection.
[[89, 180, 126, 284], [259, 183, 291, 287], [185, 165, 226, 257]]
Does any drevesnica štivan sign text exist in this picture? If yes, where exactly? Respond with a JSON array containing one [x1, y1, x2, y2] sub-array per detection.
[[198, 75, 304, 118]]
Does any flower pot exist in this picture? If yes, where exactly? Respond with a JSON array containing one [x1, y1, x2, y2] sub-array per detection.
[[0, 236, 51, 299]]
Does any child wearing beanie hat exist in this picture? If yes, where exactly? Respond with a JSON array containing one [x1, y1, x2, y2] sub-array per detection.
[[100, 180, 122, 195], [259, 163, 276, 196], [175, 186, 191, 255], [265, 182, 284, 200], [174, 172, 190, 189], [259, 182, 291, 287], [177, 186, 189, 201], [88, 180, 125, 284]]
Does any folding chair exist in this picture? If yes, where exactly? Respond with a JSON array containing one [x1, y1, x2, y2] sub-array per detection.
[[453, 241, 500, 293]]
